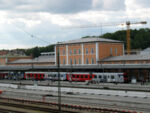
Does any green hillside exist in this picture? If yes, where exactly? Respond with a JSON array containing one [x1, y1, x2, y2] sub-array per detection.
[[102, 28, 150, 49]]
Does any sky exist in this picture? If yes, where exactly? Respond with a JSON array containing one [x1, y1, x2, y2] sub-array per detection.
[[0, 0, 149, 50]]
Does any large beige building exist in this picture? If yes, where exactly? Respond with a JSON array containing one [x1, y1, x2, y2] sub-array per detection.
[[55, 37, 124, 65]]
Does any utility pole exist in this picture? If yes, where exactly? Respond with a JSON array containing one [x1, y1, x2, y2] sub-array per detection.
[[57, 42, 61, 113]]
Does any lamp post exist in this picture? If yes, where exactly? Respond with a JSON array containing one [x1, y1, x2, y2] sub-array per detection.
[[57, 42, 61, 113]]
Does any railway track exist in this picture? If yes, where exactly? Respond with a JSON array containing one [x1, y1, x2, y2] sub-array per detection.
[[6, 80, 150, 92], [1, 89, 149, 112], [0, 100, 78, 113], [0, 97, 137, 113], [0, 108, 26, 113]]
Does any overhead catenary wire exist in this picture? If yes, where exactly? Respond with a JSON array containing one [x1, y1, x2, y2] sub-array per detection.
[[13, 24, 50, 45]]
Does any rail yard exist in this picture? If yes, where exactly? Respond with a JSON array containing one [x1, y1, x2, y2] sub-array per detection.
[[0, 80, 149, 113]]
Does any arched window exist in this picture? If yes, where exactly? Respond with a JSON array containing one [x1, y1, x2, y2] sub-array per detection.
[[115, 48, 117, 55], [74, 59, 77, 64], [91, 58, 94, 64], [63, 59, 65, 65], [70, 50, 72, 55], [63, 50, 65, 55], [74, 49, 76, 54], [86, 48, 88, 54], [86, 58, 89, 64], [78, 49, 81, 54], [70, 58, 72, 65], [91, 48, 94, 54], [79, 58, 81, 64]]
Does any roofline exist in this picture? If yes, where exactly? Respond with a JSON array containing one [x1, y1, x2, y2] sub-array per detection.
[[55, 40, 124, 46], [101, 59, 150, 62], [8, 61, 55, 64]]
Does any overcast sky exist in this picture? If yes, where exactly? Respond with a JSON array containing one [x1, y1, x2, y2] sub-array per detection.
[[0, 0, 149, 49]]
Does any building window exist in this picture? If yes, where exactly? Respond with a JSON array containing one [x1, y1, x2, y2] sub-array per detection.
[[63, 59, 65, 64], [91, 48, 94, 54], [91, 58, 94, 64], [63, 49, 65, 55], [86, 48, 88, 54], [74, 49, 76, 54], [110, 48, 112, 55], [86, 58, 89, 64], [79, 58, 81, 64], [78, 49, 81, 54], [115, 48, 117, 55], [70, 50, 72, 55], [70, 58, 72, 65], [74, 59, 77, 64]]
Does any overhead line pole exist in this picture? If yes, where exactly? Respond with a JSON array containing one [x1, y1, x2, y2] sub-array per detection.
[[57, 42, 61, 113]]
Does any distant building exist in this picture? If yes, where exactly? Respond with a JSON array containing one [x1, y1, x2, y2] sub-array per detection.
[[100, 54, 150, 64], [55, 37, 124, 65], [7, 52, 55, 66], [140, 47, 150, 55], [0, 55, 32, 65], [0, 50, 8, 56], [0, 49, 26, 56]]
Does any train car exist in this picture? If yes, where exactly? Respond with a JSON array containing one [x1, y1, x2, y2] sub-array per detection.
[[24, 72, 45, 80], [66, 72, 95, 82], [44, 72, 67, 81], [0, 72, 8, 79], [91, 72, 126, 83], [66, 72, 127, 83]]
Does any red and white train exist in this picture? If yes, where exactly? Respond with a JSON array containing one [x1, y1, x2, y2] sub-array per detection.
[[0, 71, 129, 83]]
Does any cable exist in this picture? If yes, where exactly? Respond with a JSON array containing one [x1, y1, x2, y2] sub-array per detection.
[[13, 24, 50, 45]]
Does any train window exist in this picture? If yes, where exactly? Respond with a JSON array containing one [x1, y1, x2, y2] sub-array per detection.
[[108, 76, 110, 78], [104, 76, 106, 79], [85, 75, 88, 78], [90, 75, 92, 78], [111, 76, 114, 79], [81, 75, 83, 78], [77, 75, 79, 78], [118, 75, 121, 78], [99, 76, 101, 78], [72, 75, 75, 78], [94, 76, 97, 78]]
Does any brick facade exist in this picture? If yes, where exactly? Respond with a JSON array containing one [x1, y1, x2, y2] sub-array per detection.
[[55, 38, 124, 65]]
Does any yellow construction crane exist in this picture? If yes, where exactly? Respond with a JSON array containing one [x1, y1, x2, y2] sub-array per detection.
[[125, 21, 147, 54], [67, 21, 147, 54]]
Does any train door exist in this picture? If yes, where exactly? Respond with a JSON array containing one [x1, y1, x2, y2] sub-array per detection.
[[110, 74, 115, 82], [93, 74, 97, 83], [107, 74, 111, 82], [118, 73, 124, 83], [103, 75, 107, 82]]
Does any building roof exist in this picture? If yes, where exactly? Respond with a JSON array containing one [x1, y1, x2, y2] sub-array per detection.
[[142, 47, 150, 52], [102, 54, 150, 61], [140, 47, 150, 55], [58, 37, 123, 45], [9, 55, 55, 64]]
